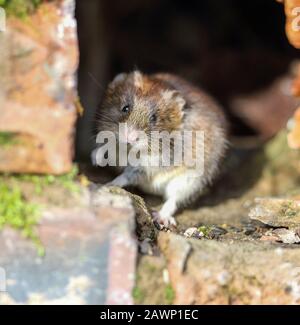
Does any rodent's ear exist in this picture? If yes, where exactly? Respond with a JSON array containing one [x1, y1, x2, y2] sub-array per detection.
[[110, 73, 127, 86], [174, 93, 186, 111], [132, 71, 143, 89], [161, 90, 186, 111]]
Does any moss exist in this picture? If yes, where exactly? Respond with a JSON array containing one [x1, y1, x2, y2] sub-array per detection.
[[264, 131, 289, 162], [0, 165, 80, 255], [0, 183, 44, 256], [0, 132, 19, 148], [11, 165, 80, 195], [261, 131, 300, 195], [134, 255, 171, 305], [0, 0, 42, 19], [279, 201, 298, 218], [198, 225, 212, 238], [165, 284, 175, 304], [132, 286, 145, 302]]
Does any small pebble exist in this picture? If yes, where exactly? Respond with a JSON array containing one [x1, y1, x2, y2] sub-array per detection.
[[184, 227, 198, 238], [210, 226, 227, 239], [139, 238, 153, 255], [227, 226, 242, 233], [244, 224, 257, 236]]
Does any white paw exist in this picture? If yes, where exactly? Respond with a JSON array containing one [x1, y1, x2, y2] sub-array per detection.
[[103, 180, 115, 187], [152, 211, 177, 228]]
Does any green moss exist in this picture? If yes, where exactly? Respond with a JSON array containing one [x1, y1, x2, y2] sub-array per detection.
[[279, 201, 298, 218], [264, 131, 289, 162], [11, 165, 80, 195], [0, 183, 44, 255], [0, 132, 19, 148], [0, 165, 80, 256], [132, 286, 145, 302], [0, 0, 42, 19], [198, 225, 212, 238], [261, 131, 300, 195], [165, 284, 175, 304]]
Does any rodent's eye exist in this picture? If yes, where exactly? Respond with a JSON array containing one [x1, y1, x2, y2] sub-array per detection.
[[150, 113, 157, 123], [121, 104, 130, 113]]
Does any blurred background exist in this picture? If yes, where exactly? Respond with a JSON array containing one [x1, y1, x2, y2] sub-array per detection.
[[1, 0, 299, 170], [76, 0, 300, 159]]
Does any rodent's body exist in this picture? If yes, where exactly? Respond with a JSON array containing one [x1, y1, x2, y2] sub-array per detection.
[[94, 71, 228, 226]]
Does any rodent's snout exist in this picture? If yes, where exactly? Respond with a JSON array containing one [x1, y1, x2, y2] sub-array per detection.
[[126, 129, 139, 144], [119, 124, 140, 144]]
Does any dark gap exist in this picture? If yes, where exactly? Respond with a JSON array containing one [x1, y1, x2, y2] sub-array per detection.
[[75, 0, 299, 161]]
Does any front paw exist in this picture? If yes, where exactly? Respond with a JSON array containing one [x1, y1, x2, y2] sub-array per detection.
[[88, 182, 103, 192], [152, 211, 177, 229], [104, 175, 128, 188], [103, 181, 116, 187], [104, 180, 122, 188]]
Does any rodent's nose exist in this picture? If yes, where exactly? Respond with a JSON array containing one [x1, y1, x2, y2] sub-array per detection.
[[126, 129, 139, 144], [119, 123, 140, 144]]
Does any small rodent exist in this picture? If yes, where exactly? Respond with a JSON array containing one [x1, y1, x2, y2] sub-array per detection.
[[94, 71, 228, 227]]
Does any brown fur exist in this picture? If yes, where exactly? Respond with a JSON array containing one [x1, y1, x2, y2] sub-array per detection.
[[95, 71, 229, 225], [97, 71, 228, 182]]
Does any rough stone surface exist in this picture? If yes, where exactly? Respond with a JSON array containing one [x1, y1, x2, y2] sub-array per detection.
[[273, 228, 300, 244], [249, 197, 300, 244], [0, 0, 78, 174], [98, 186, 156, 241], [249, 198, 300, 229], [0, 188, 137, 305], [158, 232, 300, 304]]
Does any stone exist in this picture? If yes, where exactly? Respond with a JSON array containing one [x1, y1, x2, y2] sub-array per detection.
[[139, 238, 153, 255], [273, 228, 300, 244], [158, 233, 195, 305], [249, 198, 300, 229], [0, 187, 138, 305], [183, 227, 199, 238], [243, 223, 257, 236], [134, 255, 171, 305], [0, 0, 78, 174], [260, 233, 279, 242], [210, 226, 228, 238], [98, 186, 156, 241], [158, 232, 300, 304]]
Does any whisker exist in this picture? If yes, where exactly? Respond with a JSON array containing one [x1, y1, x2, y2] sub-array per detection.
[[88, 72, 106, 91]]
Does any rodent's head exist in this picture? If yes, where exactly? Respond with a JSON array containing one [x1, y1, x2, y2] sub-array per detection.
[[97, 71, 185, 145]]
